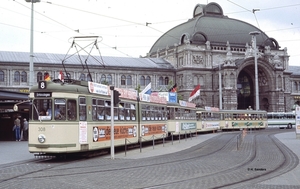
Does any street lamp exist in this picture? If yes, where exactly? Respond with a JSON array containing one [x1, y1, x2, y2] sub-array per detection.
[[249, 31, 261, 110], [25, 0, 40, 87]]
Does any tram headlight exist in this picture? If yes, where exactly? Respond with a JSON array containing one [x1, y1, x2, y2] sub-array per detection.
[[38, 134, 46, 143]]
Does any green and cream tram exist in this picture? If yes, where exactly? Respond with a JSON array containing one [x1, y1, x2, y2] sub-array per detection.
[[28, 79, 167, 155], [197, 107, 267, 131]]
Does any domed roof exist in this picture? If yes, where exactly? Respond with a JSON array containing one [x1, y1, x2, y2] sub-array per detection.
[[149, 2, 279, 54]]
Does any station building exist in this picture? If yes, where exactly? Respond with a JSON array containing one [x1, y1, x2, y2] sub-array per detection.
[[1, 2, 300, 140]]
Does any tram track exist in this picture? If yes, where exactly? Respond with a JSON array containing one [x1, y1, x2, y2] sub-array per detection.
[[0, 129, 297, 189]]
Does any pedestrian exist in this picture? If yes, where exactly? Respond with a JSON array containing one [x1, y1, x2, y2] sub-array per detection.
[[14, 117, 21, 141], [23, 118, 29, 141]]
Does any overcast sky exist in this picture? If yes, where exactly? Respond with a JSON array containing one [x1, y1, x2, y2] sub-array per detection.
[[1, 0, 300, 65]]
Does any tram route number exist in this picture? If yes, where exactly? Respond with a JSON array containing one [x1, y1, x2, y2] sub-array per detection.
[[38, 127, 46, 132]]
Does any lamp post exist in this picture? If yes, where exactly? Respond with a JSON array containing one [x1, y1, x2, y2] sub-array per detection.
[[219, 63, 222, 110], [25, 0, 40, 87], [249, 31, 261, 110]]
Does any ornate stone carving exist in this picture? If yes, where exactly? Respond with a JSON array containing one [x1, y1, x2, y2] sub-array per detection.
[[192, 54, 204, 64]]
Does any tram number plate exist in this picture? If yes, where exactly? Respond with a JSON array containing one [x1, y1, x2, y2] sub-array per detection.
[[38, 127, 45, 132], [38, 81, 47, 89]]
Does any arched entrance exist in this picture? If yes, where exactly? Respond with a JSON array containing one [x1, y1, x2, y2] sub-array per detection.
[[237, 70, 254, 109]]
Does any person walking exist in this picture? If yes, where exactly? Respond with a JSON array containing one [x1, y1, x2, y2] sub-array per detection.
[[23, 118, 29, 141], [14, 117, 21, 141]]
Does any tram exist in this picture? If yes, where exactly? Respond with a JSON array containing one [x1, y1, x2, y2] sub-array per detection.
[[197, 107, 268, 131], [167, 100, 198, 137], [27, 79, 167, 155]]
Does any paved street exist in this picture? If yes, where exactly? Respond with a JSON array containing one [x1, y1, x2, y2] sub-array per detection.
[[0, 128, 299, 189]]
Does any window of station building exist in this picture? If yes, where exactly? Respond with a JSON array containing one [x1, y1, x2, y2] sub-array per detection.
[[107, 74, 112, 85], [0, 70, 4, 82], [87, 73, 92, 81], [164, 77, 169, 85], [79, 97, 86, 121], [14, 71, 20, 82], [37, 72, 43, 82], [121, 75, 132, 86], [127, 75, 132, 85], [121, 75, 126, 85], [100, 74, 106, 84], [145, 76, 151, 85], [79, 73, 86, 81], [140, 76, 145, 86], [21, 71, 27, 82], [159, 77, 163, 85]]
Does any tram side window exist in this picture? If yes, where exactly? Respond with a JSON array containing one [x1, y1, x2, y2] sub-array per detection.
[[67, 99, 77, 121], [114, 107, 119, 120], [33, 99, 52, 120], [119, 103, 125, 121], [79, 97, 86, 121], [54, 99, 66, 120], [92, 98, 97, 121], [130, 103, 136, 121], [97, 99, 105, 121], [105, 100, 111, 120]]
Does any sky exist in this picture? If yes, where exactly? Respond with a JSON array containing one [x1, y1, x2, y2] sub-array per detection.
[[0, 0, 300, 65]]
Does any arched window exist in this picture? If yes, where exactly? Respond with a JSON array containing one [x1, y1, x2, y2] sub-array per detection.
[[100, 75, 106, 84], [37, 72, 43, 82], [164, 77, 169, 85], [121, 75, 126, 85], [21, 71, 27, 82], [145, 76, 151, 85], [158, 76, 163, 85], [14, 71, 20, 82], [79, 73, 85, 81], [126, 75, 132, 85], [107, 74, 112, 85], [87, 73, 92, 81], [140, 76, 145, 86], [0, 70, 4, 82]]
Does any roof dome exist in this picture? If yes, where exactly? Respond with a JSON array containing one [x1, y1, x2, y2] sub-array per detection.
[[149, 2, 279, 54]]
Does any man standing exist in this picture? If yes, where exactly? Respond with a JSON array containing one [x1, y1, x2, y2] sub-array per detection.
[[14, 117, 21, 141], [23, 118, 29, 141]]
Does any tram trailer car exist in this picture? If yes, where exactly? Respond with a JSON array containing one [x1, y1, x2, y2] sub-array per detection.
[[197, 108, 267, 131], [166, 101, 198, 137], [28, 80, 167, 156]]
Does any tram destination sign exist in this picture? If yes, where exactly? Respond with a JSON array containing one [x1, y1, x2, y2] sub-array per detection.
[[35, 92, 52, 98]]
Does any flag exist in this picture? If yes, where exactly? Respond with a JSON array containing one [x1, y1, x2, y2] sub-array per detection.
[[44, 73, 51, 81], [188, 85, 200, 102], [169, 83, 177, 92], [141, 82, 151, 95], [58, 70, 64, 82]]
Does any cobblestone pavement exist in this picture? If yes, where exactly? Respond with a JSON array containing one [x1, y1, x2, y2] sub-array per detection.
[[0, 128, 299, 189]]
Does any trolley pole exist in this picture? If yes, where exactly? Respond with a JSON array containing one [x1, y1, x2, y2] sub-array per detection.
[[110, 86, 115, 159]]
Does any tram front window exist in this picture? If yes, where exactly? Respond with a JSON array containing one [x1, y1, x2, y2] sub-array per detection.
[[54, 99, 66, 120], [33, 99, 52, 120]]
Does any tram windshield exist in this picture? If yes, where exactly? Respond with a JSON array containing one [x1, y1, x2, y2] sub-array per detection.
[[32, 98, 77, 121]]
